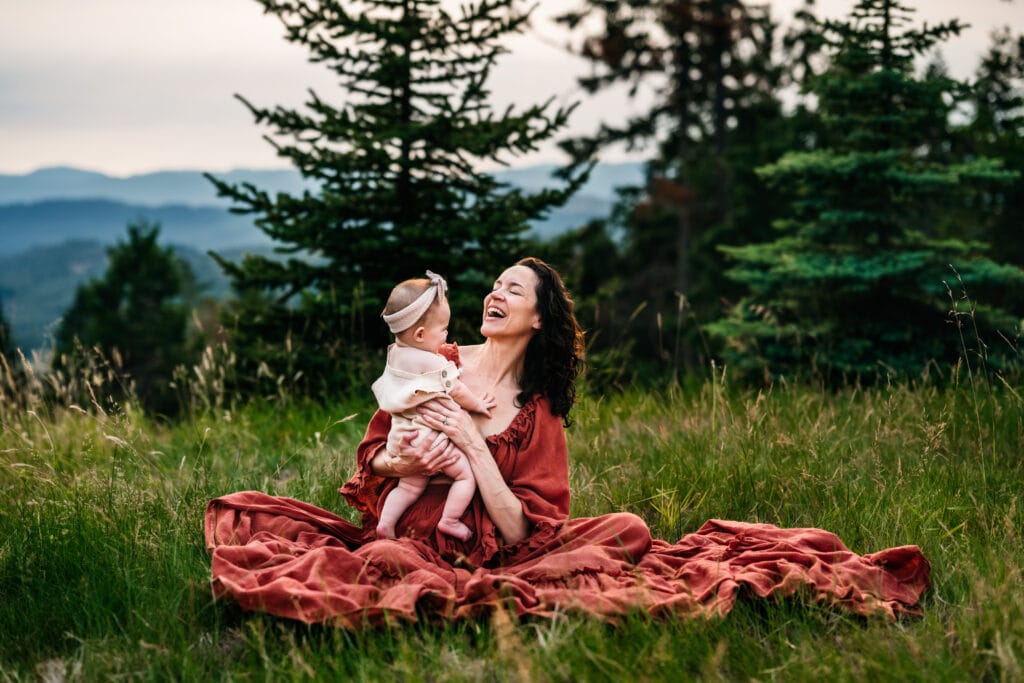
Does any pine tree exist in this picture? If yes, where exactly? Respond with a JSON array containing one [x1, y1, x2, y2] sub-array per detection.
[[708, 0, 1024, 381], [0, 303, 15, 361], [0, 301, 22, 398], [553, 1, 806, 365], [964, 28, 1024, 269], [55, 221, 197, 414], [207, 0, 583, 397]]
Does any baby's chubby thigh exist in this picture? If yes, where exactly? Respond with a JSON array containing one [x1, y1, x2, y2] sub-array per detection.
[[441, 449, 474, 483]]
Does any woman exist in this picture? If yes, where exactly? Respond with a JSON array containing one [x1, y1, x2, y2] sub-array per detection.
[[345, 257, 588, 565], [206, 258, 930, 627]]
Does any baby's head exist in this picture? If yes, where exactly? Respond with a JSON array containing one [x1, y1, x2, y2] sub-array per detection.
[[382, 272, 451, 353]]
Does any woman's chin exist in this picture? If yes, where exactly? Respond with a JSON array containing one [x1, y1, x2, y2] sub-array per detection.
[[480, 318, 503, 336]]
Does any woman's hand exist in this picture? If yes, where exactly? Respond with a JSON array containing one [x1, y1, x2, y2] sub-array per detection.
[[378, 424, 459, 477], [416, 397, 483, 454]]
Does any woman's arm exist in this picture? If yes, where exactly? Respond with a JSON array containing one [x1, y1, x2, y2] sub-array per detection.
[[417, 398, 530, 545]]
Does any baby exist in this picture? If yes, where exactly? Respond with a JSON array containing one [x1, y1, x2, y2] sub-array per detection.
[[372, 270, 495, 541]]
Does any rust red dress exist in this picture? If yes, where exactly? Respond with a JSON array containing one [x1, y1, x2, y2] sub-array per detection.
[[205, 352, 930, 627]]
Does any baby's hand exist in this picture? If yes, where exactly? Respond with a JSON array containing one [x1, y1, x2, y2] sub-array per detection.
[[477, 392, 497, 418]]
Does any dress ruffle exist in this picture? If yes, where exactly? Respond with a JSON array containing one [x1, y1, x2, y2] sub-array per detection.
[[485, 393, 534, 449]]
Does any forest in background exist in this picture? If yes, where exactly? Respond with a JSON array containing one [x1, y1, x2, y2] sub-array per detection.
[[1, 0, 1022, 415]]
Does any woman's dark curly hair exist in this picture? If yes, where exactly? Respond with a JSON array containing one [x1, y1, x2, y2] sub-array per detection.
[[515, 257, 585, 426]]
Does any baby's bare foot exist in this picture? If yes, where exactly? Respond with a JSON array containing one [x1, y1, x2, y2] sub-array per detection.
[[376, 522, 396, 540], [437, 519, 473, 541]]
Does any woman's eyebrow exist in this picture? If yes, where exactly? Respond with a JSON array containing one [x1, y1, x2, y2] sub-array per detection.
[[494, 278, 525, 290]]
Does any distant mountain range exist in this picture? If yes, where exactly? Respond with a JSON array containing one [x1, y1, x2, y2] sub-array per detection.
[[0, 163, 643, 210], [0, 163, 645, 257], [0, 161, 644, 351], [0, 166, 310, 207], [0, 199, 273, 256]]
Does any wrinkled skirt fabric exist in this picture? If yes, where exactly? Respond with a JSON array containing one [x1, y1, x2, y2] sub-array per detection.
[[205, 491, 930, 628]]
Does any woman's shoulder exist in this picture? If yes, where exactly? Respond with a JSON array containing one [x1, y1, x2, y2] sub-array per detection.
[[531, 394, 563, 428], [446, 342, 486, 364]]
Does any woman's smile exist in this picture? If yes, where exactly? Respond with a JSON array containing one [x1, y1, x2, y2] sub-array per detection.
[[480, 265, 541, 336]]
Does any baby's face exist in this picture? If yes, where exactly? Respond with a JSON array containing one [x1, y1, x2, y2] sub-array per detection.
[[418, 298, 451, 353]]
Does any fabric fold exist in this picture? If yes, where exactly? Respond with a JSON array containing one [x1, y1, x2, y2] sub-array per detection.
[[207, 493, 929, 626]]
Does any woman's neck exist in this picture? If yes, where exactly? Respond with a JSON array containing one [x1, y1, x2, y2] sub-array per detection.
[[468, 337, 528, 393]]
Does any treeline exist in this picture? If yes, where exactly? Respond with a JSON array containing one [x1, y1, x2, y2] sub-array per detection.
[[539, 0, 1024, 385], [2, 0, 1022, 416]]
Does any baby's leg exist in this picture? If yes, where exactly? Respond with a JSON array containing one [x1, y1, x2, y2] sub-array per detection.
[[436, 451, 476, 541], [377, 475, 428, 540]]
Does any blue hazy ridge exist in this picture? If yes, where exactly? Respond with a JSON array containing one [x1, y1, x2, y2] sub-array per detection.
[[0, 162, 644, 350]]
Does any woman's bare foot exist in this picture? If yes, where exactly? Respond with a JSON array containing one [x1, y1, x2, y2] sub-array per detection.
[[437, 518, 473, 541]]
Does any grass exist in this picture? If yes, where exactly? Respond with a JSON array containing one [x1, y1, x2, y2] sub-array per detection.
[[1, 374, 1022, 680]]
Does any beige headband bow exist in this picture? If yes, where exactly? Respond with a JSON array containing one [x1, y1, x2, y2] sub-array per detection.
[[382, 270, 448, 334]]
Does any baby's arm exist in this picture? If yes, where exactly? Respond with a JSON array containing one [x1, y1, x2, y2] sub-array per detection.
[[448, 380, 496, 417]]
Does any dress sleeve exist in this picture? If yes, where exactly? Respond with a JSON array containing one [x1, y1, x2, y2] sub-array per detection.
[[439, 342, 460, 364], [496, 398, 571, 562], [338, 408, 393, 530]]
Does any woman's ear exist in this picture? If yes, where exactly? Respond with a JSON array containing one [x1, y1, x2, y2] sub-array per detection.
[[531, 318, 542, 331]]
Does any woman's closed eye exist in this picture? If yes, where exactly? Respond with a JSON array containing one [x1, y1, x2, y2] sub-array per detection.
[[494, 281, 522, 296]]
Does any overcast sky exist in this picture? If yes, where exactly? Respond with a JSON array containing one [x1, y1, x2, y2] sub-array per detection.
[[1, 0, 1020, 176]]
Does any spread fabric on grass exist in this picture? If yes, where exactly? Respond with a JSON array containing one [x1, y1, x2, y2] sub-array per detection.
[[206, 394, 930, 627], [207, 491, 930, 627]]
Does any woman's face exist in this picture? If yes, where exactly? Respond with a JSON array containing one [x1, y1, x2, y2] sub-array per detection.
[[481, 265, 542, 339]]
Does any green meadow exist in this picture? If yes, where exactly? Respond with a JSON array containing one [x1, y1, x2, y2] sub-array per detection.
[[1, 369, 1022, 680]]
